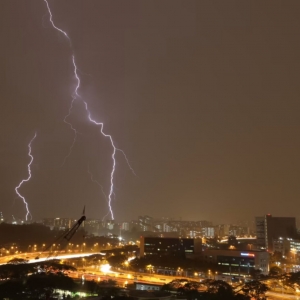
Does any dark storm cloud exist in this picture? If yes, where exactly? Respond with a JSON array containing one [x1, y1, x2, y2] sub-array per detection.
[[1, 1, 300, 223]]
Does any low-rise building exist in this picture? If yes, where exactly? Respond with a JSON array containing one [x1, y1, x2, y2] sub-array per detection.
[[140, 236, 202, 258], [202, 249, 269, 275]]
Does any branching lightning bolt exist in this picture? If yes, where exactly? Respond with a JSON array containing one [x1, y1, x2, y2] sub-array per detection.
[[87, 164, 110, 222], [61, 99, 78, 167], [15, 133, 37, 221], [44, 0, 135, 220], [87, 163, 108, 206]]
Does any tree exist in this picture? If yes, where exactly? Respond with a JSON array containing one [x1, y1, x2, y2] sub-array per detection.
[[269, 265, 282, 276], [82, 279, 98, 294], [26, 273, 78, 299], [176, 282, 201, 300], [242, 280, 268, 300], [249, 268, 262, 279], [97, 280, 121, 298], [107, 254, 127, 268], [162, 279, 201, 291], [0, 262, 36, 280], [161, 283, 175, 292], [205, 280, 236, 299], [284, 271, 300, 291], [7, 257, 29, 264], [41, 259, 77, 273], [0, 280, 25, 300]]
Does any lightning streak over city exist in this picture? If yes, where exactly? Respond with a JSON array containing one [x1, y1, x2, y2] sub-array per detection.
[[87, 164, 108, 206], [61, 98, 78, 167], [15, 133, 37, 221], [44, 0, 135, 220], [87, 164, 110, 221]]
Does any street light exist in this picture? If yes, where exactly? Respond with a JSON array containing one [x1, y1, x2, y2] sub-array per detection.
[[291, 248, 297, 262], [147, 264, 154, 274], [124, 261, 129, 269]]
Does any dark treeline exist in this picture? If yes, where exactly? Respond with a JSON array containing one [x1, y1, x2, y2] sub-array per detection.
[[0, 223, 58, 251], [0, 258, 270, 300], [162, 279, 268, 300], [0, 260, 125, 299], [0, 223, 122, 252]]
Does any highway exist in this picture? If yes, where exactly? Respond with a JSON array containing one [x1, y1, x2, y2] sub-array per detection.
[[0, 252, 95, 265], [266, 291, 300, 299], [1, 252, 299, 299]]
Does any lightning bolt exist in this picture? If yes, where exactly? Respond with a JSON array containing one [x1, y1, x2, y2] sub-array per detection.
[[61, 98, 78, 167], [87, 164, 110, 222], [44, 0, 135, 220], [87, 163, 109, 213], [15, 133, 37, 221]]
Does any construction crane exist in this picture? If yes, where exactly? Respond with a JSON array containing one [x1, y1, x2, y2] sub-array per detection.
[[35, 206, 86, 259], [63, 214, 86, 241]]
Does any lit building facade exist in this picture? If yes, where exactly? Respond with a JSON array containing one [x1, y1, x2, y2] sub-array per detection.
[[255, 214, 296, 252], [202, 249, 269, 275], [202, 227, 215, 237], [273, 237, 300, 257], [140, 236, 202, 258], [120, 222, 130, 231], [42, 217, 75, 229]]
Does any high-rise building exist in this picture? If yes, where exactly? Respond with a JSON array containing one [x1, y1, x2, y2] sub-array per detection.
[[138, 215, 153, 231], [42, 217, 75, 229], [202, 227, 215, 237], [120, 222, 130, 231], [255, 214, 297, 252]]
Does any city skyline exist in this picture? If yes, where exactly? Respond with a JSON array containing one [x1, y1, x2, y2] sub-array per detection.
[[1, 1, 300, 223]]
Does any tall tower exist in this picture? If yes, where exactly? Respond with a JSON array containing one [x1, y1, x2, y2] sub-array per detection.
[[255, 214, 297, 252]]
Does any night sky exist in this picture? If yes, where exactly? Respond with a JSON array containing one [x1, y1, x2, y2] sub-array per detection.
[[1, 1, 300, 223]]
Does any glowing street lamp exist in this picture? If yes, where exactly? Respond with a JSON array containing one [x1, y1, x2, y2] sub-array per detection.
[[291, 248, 297, 262], [124, 261, 129, 269]]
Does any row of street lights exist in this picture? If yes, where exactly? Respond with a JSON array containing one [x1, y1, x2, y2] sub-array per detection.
[[0, 246, 19, 256], [207, 270, 218, 279]]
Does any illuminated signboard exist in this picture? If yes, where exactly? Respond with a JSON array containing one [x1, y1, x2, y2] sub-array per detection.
[[241, 253, 255, 257]]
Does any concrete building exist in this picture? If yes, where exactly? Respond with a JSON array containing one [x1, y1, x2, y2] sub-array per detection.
[[190, 230, 200, 238], [104, 220, 114, 230], [202, 249, 269, 276], [273, 237, 300, 258], [139, 215, 154, 232], [134, 282, 161, 291], [140, 236, 202, 258], [120, 222, 130, 231], [255, 214, 296, 252], [202, 227, 215, 237], [290, 239, 300, 255], [42, 217, 75, 230], [163, 223, 174, 233], [273, 237, 290, 255]]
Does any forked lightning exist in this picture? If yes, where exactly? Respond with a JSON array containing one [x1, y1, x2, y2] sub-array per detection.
[[43, 0, 135, 220], [15, 133, 37, 221]]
